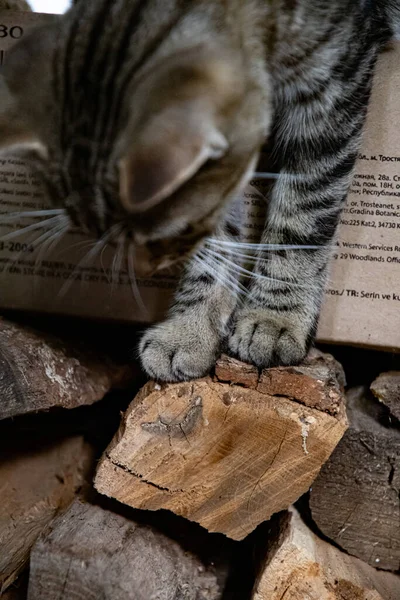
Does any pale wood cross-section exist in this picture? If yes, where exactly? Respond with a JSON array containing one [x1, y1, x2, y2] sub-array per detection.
[[95, 350, 348, 540], [252, 509, 400, 600]]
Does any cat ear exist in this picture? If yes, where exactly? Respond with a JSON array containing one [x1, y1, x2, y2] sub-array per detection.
[[119, 103, 228, 213]]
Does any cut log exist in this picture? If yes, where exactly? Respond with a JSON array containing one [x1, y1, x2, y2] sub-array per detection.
[[95, 351, 347, 540], [371, 372, 400, 422], [28, 498, 226, 600], [252, 508, 400, 600], [0, 436, 93, 592], [310, 386, 400, 572], [0, 318, 134, 420]]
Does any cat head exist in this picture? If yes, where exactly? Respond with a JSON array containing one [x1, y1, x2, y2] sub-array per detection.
[[0, 4, 269, 275]]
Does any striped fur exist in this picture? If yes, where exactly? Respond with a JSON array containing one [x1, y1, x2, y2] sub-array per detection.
[[0, 0, 397, 381]]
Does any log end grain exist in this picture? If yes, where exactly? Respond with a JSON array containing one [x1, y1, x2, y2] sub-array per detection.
[[95, 352, 347, 540], [252, 508, 400, 600]]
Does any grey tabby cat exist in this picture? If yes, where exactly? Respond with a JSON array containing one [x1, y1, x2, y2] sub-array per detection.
[[0, 0, 398, 381]]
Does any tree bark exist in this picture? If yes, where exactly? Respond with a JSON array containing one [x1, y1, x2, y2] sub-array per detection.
[[0, 436, 93, 592], [28, 499, 225, 600], [0, 318, 133, 421], [371, 372, 400, 422], [310, 386, 400, 571]]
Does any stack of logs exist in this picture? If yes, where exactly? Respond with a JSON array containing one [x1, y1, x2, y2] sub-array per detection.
[[0, 316, 399, 599]]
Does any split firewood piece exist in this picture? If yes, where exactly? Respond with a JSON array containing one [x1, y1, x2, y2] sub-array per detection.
[[252, 508, 400, 600], [371, 372, 400, 421], [28, 499, 225, 600], [310, 386, 400, 571], [0, 436, 93, 592], [0, 318, 134, 421], [95, 351, 347, 540]]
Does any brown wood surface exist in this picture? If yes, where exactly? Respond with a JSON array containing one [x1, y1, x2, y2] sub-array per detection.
[[28, 499, 225, 600], [95, 351, 347, 540], [371, 371, 400, 421], [252, 509, 400, 600], [310, 386, 400, 572], [0, 436, 93, 592], [0, 318, 133, 420]]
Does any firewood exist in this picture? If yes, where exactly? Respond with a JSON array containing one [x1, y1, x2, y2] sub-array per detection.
[[28, 499, 226, 600], [0, 318, 133, 421], [252, 508, 400, 600], [371, 372, 400, 422], [0, 436, 93, 592], [95, 350, 348, 540], [310, 386, 400, 571]]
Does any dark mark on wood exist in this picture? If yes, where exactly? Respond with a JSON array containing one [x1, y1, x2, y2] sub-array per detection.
[[105, 453, 183, 493], [141, 396, 203, 439]]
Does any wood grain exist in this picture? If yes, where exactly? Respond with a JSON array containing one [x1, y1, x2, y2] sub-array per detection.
[[28, 499, 224, 600], [252, 509, 400, 600], [0, 318, 133, 421], [95, 351, 347, 540], [0, 436, 93, 592], [310, 386, 400, 571]]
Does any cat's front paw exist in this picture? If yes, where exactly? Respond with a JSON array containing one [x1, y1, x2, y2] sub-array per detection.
[[228, 309, 310, 368], [139, 315, 220, 382]]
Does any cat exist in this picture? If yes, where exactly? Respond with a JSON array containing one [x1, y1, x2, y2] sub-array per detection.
[[0, 0, 398, 381]]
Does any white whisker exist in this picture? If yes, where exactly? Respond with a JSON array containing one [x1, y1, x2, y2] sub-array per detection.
[[251, 171, 306, 181], [100, 242, 111, 283], [206, 239, 322, 252], [58, 238, 103, 298], [252, 171, 280, 180], [196, 250, 249, 298], [0, 216, 64, 242], [6, 218, 68, 277], [127, 243, 148, 315], [0, 209, 65, 221], [111, 232, 125, 289], [203, 247, 305, 288], [33, 222, 69, 291]]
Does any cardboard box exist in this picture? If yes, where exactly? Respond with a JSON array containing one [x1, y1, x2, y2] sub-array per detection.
[[0, 10, 399, 350]]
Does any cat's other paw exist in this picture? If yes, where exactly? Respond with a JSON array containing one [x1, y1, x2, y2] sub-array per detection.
[[139, 315, 220, 382], [228, 309, 311, 368]]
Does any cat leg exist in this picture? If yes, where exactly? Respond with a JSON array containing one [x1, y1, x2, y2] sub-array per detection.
[[229, 60, 376, 367], [139, 230, 240, 382]]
